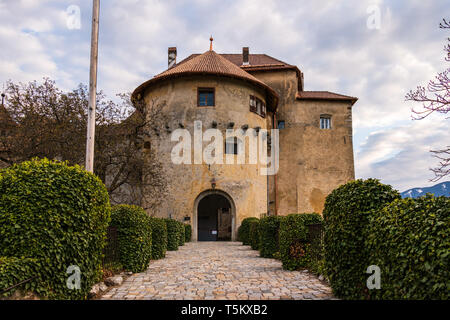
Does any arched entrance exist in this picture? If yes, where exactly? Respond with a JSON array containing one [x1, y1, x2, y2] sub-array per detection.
[[193, 190, 236, 241]]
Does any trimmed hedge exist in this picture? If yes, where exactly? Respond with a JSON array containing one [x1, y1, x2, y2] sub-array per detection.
[[238, 217, 259, 245], [148, 217, 167, 260], [184, 224, 192, 242], [259, 216, 283, 258], [0, 158, 110, 299], [323, 178, 400, 299], [177, 221, 185, 247], [111, 205, 152, 273], [279, 213, 323, 270], [249, 220, 260, 250], [165, 219, 180, 251], [0, 257, 40, 298], [366, 195, 450, 299]]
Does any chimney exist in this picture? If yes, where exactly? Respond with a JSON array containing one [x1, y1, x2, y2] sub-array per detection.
[[168, 47, 177, 68], [242, 47, 249, 65]]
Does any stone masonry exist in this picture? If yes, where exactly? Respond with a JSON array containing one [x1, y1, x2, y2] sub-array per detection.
[[100, 242, 334, 300]]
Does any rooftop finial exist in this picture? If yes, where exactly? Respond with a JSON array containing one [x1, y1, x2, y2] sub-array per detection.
[[210, 35, 213, 51]]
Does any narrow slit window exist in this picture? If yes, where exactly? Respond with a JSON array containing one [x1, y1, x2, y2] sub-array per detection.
[[198, 88, 215, 106], [225, 137, 239, 155], [277, 120, 285, 129]]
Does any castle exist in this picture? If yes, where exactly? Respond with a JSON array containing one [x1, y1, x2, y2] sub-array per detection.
[[131, 41, 357, 241]]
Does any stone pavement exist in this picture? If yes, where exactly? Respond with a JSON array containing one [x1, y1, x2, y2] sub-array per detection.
[[100, 241, 334, 300]]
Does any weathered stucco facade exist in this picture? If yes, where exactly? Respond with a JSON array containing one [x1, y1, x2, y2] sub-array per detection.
[[132, 46, 357, 241]]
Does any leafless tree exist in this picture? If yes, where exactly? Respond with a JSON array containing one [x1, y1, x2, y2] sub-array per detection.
[[406, 18, 450, 181], [0, 78, 167, 207]]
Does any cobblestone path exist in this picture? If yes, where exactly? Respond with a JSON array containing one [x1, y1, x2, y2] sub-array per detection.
[[100, 241, 334, 300]]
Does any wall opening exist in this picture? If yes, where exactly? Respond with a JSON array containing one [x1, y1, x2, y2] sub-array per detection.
[[193, 189, 236, 241]]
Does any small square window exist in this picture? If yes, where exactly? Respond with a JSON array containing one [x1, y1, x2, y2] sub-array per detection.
[[277, 120, 285, 129], [198, 88, 215, 106], [320, 116, 331, 129]]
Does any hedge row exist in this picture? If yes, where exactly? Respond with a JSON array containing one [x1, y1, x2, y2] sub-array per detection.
[[366, 195, 449, 299], [0, 158, 110, 300], [279, 213, 323, 270], [111, 206, 190, 271], [184, 224, 192, 243], [239, 213, 323, 272], [111, 205, 152, 273], [148, 217, 168, 260], [323, 178, 449, 300], [238, 217, 259, 245], [323, 178, 401, 299], [258, 216, 283, 258]]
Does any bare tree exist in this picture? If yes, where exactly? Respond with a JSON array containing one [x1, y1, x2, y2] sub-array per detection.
[[406, 18, 450, 181], [0, 78, 167, 206]]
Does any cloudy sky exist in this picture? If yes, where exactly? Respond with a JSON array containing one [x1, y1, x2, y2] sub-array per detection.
[[0, 0, 449, 191]]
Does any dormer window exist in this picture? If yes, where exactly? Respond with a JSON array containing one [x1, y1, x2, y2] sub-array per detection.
[[250, 95, 266, 118], [320, 115, 332, 129], [198, 88, 215, 106]]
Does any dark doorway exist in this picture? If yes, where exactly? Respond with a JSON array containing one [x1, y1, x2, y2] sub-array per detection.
[[197, 194, 232, 241]]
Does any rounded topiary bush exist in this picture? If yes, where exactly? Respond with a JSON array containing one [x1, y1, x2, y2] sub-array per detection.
[[0, 158, 110, 299], [238, 217, 259, 245], [165, 219, 180, 251], [279, 213, 323, 270], [110, 205, 152, 273], [366, 195, 450, 300], [184, 224, 192, 242], [177, 221, 185, 246], [323, 178, 400, 299], [148, 217, 167, 260], [259, 215, 283, 258], [249, 220, 260, 250]]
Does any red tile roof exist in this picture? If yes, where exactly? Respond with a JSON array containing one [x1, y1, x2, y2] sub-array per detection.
[[296, 91, 358, 105], [132, 50, 279, 110]]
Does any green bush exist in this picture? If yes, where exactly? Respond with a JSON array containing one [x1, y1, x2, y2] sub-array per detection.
[[0, 158, 110, 299], [110, 205, 152, 273], [165, 219, 180, 251], [366, 195, 450, 300], [177, 221, 185, 247], [249, 220, 260, 250], [148, 217, 167, 260], [259, 216, 283, 258], [238, 217, 259, 245], [0, 257, 40, 298], [184, 224, 192, 242], [279, 213, 323, 270], [323, 178, 400, 299]]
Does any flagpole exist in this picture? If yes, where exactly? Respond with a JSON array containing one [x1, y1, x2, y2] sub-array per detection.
[[85, 0, 100, 172]]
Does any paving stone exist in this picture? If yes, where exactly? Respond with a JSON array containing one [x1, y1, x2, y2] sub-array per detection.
[[99, 242, 334, 300]]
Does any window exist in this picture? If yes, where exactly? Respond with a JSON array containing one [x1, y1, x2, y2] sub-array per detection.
[[249, 95, 266, 118], [225, 137, 239, 155], [320, 115, 331, 129], [277, 120, 285, 129], [198, 88, 215, 106]]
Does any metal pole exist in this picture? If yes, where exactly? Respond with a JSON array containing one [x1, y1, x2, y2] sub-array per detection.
[[85, 0, 100, 172]]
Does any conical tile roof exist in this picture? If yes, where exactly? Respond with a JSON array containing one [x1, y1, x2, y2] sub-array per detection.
[[132, 50, 278, 110]]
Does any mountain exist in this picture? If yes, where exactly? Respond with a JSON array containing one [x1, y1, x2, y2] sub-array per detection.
[[401, 181, 450, 198]]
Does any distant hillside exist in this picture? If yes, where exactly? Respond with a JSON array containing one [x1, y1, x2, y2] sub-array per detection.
[[401, 181, 450, 198]]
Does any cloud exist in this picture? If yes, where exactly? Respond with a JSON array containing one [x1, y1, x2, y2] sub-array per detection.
[[356, 116, 450, 191]]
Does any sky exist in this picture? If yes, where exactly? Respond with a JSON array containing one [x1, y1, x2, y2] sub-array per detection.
[[0, 0, 449, 192]]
